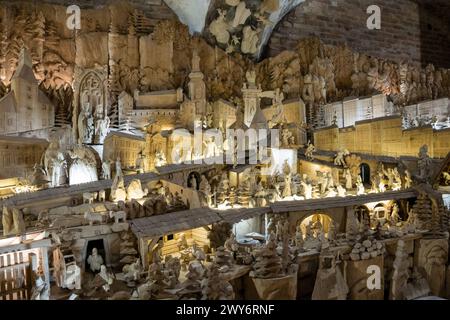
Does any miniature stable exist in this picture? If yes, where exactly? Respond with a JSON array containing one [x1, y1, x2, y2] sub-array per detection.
[[0, 0, 450, 301]]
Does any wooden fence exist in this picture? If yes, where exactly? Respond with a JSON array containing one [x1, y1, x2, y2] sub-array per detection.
[[0, 251, 36, 300]]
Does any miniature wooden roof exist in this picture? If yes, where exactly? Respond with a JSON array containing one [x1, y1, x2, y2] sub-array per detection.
[[156, 163, 214, 175], [270, 189, 417, 213], [432, 151, 450, 187], [0, 134, 48, 145], [129, 207, 222, 239], [0, 92, 17, 113], [105, 131, 146, 141], [216, 207, 271, 225]]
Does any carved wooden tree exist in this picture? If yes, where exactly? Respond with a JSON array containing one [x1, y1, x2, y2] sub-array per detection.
[[201, 262, 234, 300], [411, 194, 433, 231], [208, 222, 232, 249], [237, 180, 251, 207], [441, 208, 449, 233], [251, 235, 283, 279], [390, 240, 410, 300]]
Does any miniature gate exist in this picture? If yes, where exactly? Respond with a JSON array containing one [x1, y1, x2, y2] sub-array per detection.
[[0, 251, 36, 300]]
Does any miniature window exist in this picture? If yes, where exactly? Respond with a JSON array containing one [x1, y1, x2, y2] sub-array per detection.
[[167, 234, 174, 241]]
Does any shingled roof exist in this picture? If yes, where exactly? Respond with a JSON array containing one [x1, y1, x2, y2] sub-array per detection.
[[216, 207, 271, 225], [129, 207, 222, 239]]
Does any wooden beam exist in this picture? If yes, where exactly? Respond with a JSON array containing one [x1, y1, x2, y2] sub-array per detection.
[[0, 262, 29, 272], [0, 239, 52, 255], [270, 190, 417, 213]]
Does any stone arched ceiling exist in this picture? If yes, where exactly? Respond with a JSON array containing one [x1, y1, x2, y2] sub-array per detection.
[[163, 0, 212, 34], [163, 0, 304, 60]]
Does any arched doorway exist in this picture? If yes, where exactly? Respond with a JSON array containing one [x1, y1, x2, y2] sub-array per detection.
[[354, 205, 370, 228], [371, 203, 387, 227], [360, 163, 371, 185], [187, 171, 201, 190], [299, 213, 333, 237]]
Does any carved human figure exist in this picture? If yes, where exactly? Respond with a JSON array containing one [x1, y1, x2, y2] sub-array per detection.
[[12, 208, 26, 235], [85, 114, 94, 143], [115, 157, 123, 177], [77, 103, 89, 144], [241, 25, 260, 55], [295, 225, 304, 250], [334, 150, 350, 167], [271, 88, 285, 125], [337, 184, 347, 197], [305, 141, 315, 160], [155, 151, 167, 167], [87, 248, 104, 273], [318, 172, 328, 195], [392, 168, 402, 191], [199, 175, 212, 207], [345, 169, 353, 190], [301, 180, 313, 200], [404, 170, 412, 189], [281, 128, 293, 146], [275, 219, 284, 242], [224, 233, 239, 254], [417, 145, 433, 182], [378, 170, 386, 193], [177, 233, 189, 251], [390, 204, 401, 225], [302, 74, 315, 107], [102, 160, 111, 180], [209, 9, 230, 44], [32, 164, 48, 187], [98, 265, 114, 292], [219, 172, 230, 193], [2, 206, 13, 236], [383, 167, 395, 190], [31, 276, 50, 300], [136, 152, 146, 174], [50, 153, 66, 187], [356, 176, 365, 195], [203, 137, 218, 159], [95, 116, 110, 144], [281, 160, 292, 198], [189, 174, 198, 190]]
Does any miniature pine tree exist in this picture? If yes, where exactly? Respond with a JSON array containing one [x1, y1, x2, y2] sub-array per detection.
[[430, 211, 442, 237], [411, 194, 433, 231], [237, 182, 251, 207], [441, 208, 450, 233], [251, 234, 283, 279], [108, 104, 120, 129], [119, 230, 139, 265], [214, 246, 233, 268], [201, 263, 234, 300]]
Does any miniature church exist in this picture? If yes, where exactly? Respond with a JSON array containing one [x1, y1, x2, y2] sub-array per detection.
[[0, 0, 450, 302]]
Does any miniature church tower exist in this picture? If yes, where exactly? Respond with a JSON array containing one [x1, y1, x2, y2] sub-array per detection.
[[242, 70, 263, 127], [188, 50, 206, 118], [180, 50, 207, 131], [11, 48, 38, 132], [1, 47, 54, 134]]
